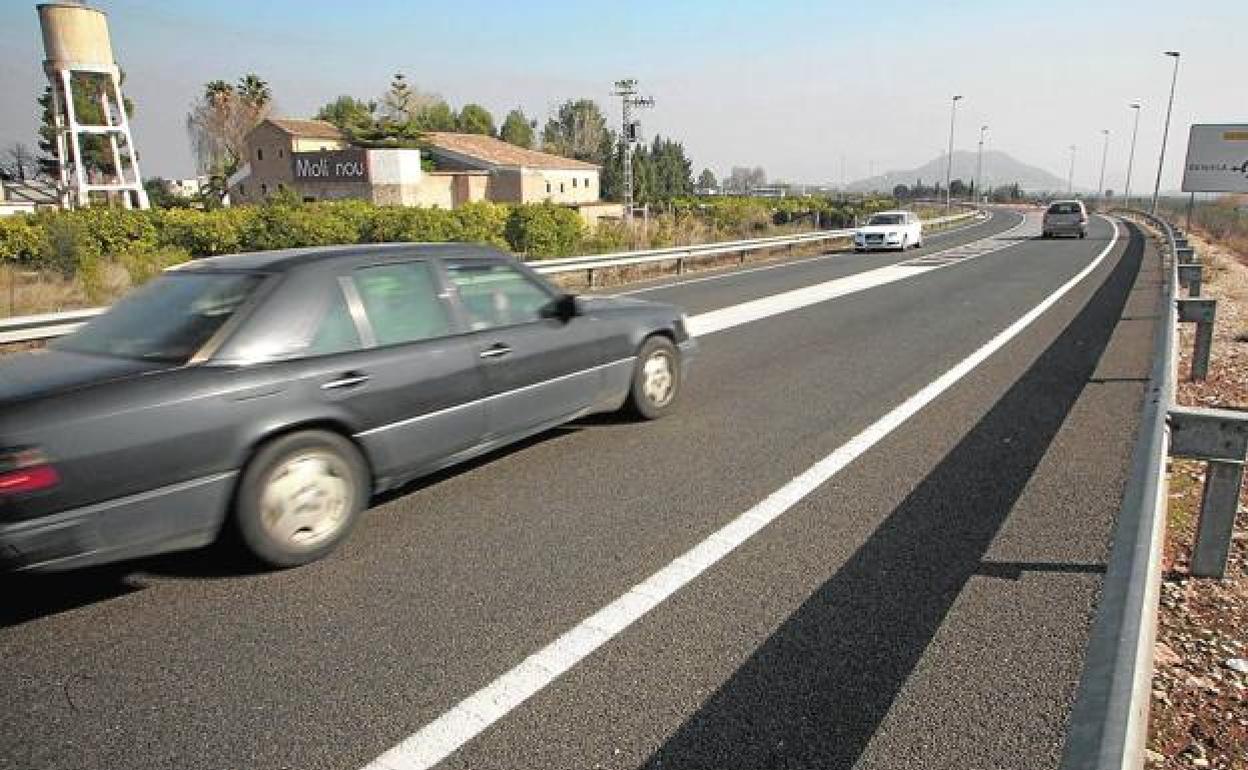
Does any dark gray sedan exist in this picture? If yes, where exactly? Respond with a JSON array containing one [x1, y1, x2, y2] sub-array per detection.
[[0, 244, 695, 571]]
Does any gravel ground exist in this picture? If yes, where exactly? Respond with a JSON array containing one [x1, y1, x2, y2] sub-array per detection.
[[1147, 227, 1248, 770]]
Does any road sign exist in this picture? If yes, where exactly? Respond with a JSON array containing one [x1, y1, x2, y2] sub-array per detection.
[[1181, 124, 1248, 193]]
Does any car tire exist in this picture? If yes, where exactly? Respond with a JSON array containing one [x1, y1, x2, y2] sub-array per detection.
[[234, 430, 370, 568], [1079, 231, 1086, 239], [625, 336, 681, 420]]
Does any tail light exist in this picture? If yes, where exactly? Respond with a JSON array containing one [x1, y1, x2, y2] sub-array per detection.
[[0, 448, 60, 495]]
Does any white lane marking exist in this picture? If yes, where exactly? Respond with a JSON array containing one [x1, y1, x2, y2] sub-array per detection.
[[362, 217, 1121, 770], [687, 212, 1037, 337], [615, 210, 1002, 296]]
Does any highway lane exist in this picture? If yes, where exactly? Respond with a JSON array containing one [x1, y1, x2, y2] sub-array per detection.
[[613, 208, 1026, 314], [0, 213, 1161, 770]]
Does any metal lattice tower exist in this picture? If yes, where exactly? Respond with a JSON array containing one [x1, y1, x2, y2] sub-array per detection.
[[613, 79, 654, 222], [37, 2, 149, 210]]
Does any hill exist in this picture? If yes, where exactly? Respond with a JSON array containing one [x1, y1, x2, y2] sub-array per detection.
[[846, 150, 1071, 194]]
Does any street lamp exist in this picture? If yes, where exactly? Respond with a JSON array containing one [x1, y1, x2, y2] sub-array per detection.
[[945, 95, 962, 211], [1150, 51, 1181, 215], [1067, 145, 1077, 195], [1124, 102, 1142, 207], [975, 125, 988, 203], [1098, 129, 1110, 199]]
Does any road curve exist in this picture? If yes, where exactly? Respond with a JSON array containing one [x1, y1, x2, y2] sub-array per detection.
[[0, 210, 1163, 770]]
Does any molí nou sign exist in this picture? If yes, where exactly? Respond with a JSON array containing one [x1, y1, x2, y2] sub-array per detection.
[[292, 150, 370, 183]]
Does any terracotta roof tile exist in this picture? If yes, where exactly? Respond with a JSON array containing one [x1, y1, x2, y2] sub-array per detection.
[[266, 118, 346, 140], [423, 132, 599, 171]]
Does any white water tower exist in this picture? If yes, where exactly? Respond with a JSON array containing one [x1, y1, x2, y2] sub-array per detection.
[[37, 1, 149, 209]]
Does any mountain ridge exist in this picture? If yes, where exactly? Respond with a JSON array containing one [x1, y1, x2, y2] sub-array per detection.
[[845, 150, 1074, 193]]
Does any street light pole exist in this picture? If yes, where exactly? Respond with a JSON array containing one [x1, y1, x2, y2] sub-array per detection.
[[945, 94, 962, 211], [1124, 102, 1141, 207], [1068, 145, 1077, 195], [975, 124, 987, 203], [1150, 51, 1181, 215], [1098, 129, 1110, 199]]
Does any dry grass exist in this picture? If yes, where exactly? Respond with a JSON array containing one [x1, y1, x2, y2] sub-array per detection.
[[0, 263, 131, 319]]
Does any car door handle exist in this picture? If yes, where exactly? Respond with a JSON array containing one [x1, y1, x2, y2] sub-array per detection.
[[321, 372, 371, 390], [479, 344, 512, 360]]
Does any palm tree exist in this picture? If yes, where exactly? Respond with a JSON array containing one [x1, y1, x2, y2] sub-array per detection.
[[237, 74, 271, 106]]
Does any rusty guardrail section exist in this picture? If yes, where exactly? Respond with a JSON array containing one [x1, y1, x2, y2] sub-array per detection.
[[1061, 209, 1246, 770]]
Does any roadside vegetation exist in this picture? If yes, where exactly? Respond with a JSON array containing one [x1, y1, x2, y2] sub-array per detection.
[[1147, 214, 1248, 770], [0, 193, 899, 315]]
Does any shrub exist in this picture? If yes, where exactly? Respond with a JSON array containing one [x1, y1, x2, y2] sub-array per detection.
[[453, 201, 510, 248], [0, 215, 46, 264], [40, 215, 100, 279], [120, 246, 191, 285], [156, 208, 243, 256], [505, 203, 584, 257]]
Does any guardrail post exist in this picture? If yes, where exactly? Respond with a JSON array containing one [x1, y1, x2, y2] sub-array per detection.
[[1177, 264, 1203, 297], [587, 268, 597, 289], [1177, 298, 1217, 381], [677, 257, 686, 275], [1169, 406, 1248, 579]]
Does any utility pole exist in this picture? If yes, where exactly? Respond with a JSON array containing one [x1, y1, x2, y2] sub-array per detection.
[[945, 95, 963, 211], [1124, 103, 1141, 207], [1068, 145, 1077, 195], [1098, 129, 1110, 200], [975, 125, 988, 203], [1151, 51, 1181, 215], [613, 78, 654, 223]]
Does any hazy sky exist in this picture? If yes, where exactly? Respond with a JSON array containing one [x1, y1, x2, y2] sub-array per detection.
[[1, 0, 1244, 192]]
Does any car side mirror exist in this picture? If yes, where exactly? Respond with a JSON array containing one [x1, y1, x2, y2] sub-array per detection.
[[542, 294, 581, 322]]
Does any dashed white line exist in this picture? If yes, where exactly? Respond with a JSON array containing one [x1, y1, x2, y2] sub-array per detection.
[[363, 217, 1118, 770], [615, 209, 1002, 296]]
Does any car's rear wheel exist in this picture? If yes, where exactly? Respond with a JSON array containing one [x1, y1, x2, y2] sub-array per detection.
[[235, 430, 369, 567], [625, 336, 681, 420]]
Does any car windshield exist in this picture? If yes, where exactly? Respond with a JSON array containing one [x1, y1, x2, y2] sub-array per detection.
[[52, 271, 263, 363], [868, 214, 904, 225], [1048, 203, 1081, 214]]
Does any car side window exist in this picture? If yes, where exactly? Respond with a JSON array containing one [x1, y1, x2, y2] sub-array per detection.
[[306, 283, 362, 356], [352, 262, 451, 346], [445, 262, 553, 330]]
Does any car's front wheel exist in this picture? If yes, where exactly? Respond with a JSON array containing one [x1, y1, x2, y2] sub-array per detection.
[[234, 430, 369, 568], [625, 336, 681, 420]]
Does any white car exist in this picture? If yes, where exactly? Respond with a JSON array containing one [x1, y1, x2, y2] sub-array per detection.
[[853, 211, 923, 252]]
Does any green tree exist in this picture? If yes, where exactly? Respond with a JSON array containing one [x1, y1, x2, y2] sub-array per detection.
[[456, 103, 496, 135], [697, 168, 717, 190], [411, 101, 457, 132], [315, 95, 376, 135], [185, 73, 271, 181], [37, 71, 136, 181], [893, 183, 910, 199], [499, 109, 535, 148], [542, 99, 608, 163]]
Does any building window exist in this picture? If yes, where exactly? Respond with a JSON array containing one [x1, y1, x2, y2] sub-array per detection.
[[546, 182, 551, 193], [560, 183, 565, 193], [261, 183, 268, 195], [238, 184, 245, 196], [257, 148, 264, 161], [278, 183, 286, 192], [585, 177, 590, 188], [279, 148, 284, 158], [572, 178, 578, 188]]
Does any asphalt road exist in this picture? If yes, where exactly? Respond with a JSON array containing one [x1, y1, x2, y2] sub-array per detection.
[[0, 210, 1163, 770]]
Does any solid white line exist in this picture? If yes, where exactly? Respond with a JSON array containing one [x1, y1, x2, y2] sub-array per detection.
[[614, 210, 1002, 296], [362, 217, 1121, 770]]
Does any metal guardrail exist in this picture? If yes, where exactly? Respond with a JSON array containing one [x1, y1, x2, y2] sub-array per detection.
[[1062, 208, 1247, 769], [1059, 208, 1178, 770], [0, 307, 104, 345], [0, 210, 981, 345]]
